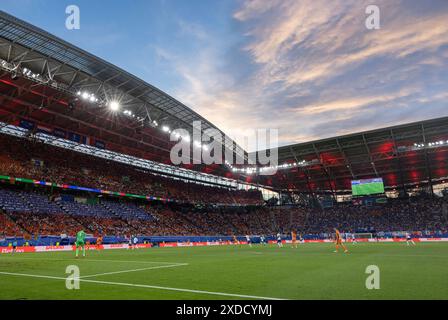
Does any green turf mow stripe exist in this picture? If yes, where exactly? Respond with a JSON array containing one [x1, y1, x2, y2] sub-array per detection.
[[0, 271, 286, 300]]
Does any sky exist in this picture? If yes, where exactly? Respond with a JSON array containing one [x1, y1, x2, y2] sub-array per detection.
[[2, 0, 448, 151]]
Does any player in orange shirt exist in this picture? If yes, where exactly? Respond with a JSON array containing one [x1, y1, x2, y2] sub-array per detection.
[[291, 230, 298, 248], [334, 228, 348, 253], [96, 235, 103, 250]]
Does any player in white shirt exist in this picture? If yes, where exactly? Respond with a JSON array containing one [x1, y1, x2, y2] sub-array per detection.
[[127, 235, 133, 250], [246, 235, 252, 247], [351, 233, 357, 244], [406, 232, 416, 246], [128, 235, 138, 250], [260, 235, 266, 246], [276, 233, 283, 248]]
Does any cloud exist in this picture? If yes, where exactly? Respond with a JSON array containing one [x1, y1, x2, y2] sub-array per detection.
[[177, 19, 209, 40], [237, 0, 448, 87], [159, 0, 448, 151], [294, 87, 417, 115]]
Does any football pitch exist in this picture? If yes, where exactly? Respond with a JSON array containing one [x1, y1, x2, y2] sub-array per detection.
[[0, 242, 447, 300]]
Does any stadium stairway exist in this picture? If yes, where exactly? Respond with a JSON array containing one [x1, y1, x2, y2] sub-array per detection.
[[180, 212, 207, 233], [0, 188, 33, 236], [52, 200, 104, 234], [103, 201, 147, 234], [0, 188, 33, 214], [101, 200, 132, 221], [220, 214, 239, 235], [255, 211, 269, 233], [302, 209, 312, 231], [102, 200, 156, 221], [18, 191, 64, 215], [269, 210, 278, 232]]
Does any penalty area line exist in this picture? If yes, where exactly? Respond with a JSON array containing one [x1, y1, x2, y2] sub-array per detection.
[[0, 271, 286, 300], [80, 263, 189, 278]]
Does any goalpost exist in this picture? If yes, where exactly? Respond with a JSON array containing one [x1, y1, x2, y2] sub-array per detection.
[[330, 232, 374, 241]]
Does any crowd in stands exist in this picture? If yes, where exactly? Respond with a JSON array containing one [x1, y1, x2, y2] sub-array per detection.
[[1, 133, 447, 240], [9, 213, 82, 237], [0, 211, 23, 238], [1, 183, 446, 240], [0, 133, 263, 206], [305, 197, 447, 234]]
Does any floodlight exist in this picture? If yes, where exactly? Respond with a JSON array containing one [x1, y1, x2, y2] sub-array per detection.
[[109, 101, 120, 111]]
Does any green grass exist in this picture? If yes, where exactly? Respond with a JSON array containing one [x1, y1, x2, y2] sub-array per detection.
[[0, 242, 447, 300]]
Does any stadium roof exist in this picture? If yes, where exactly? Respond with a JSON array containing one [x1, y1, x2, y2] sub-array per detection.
[[1, 11, 447, 195], [252, 117, 448, 194], [0, 10, 244, 162]]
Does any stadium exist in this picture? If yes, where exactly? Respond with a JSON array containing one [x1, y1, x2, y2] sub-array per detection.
[[0, 5, 447, 303]]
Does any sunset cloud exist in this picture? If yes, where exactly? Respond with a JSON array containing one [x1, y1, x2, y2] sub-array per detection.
[[152, 1, 448, 151]]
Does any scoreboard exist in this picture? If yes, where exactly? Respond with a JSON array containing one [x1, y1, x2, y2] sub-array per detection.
[[351, 178, 385, 196]]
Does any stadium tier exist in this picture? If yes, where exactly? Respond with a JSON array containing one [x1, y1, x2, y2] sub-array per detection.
[[0, 122, 447, 244], [0, 133, 264, 206], [1, 184, 447, 245]]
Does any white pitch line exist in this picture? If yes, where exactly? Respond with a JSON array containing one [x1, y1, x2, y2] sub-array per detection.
[[371, 254, 448, 259], [0, 256, 187, 265], [80, 263, 189, 279], [0, 271, 286, 300], [73, 258, 188, 265]]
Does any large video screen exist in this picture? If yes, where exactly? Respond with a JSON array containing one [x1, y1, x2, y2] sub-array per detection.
[[351, 178, 385, 196]]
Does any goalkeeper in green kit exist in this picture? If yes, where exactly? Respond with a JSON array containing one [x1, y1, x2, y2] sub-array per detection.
[[75, 230, 86, 258]]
